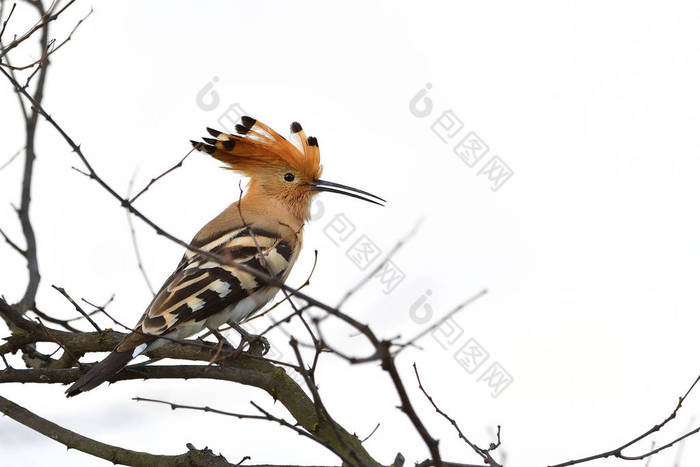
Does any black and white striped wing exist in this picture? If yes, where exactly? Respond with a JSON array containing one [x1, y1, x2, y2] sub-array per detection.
[[137, 227, 294, 336]]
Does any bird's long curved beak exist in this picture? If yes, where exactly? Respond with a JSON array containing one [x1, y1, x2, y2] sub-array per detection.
[[310, 179, 385, 206]]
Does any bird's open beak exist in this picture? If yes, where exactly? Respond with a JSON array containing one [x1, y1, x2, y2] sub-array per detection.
[[310, 179, 385, 206]]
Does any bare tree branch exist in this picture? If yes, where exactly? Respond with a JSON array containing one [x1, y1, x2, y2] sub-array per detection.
[[0, 0, 75, 59], [549, 373, 700, 466], [0, 145, 23, 171], [0, 2, 17, 43], [359, 423, 381, 443], [336, 219, 421, 309], [245, 249, 318, 325], [414, 363, 502, 466], [51, 284, 102, 332], [0, 298, 380, 466], [14, 0, 50, 314], [0, 7, 92, 71], [129, 146, 195, 204], [0, 394, 244, 467], [30, 304, 80, 332], [0, 0, 69, 314], [132, 396, 357, 466], [0, 225, 26, 257], [397, 289, 488, 355], [126, 173, 156, 295]]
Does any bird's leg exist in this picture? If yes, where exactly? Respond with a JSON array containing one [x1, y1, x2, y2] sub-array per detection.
[[210, 329, 234, 348], [208, 329, 233, 363], [229, 322, 270, 356]]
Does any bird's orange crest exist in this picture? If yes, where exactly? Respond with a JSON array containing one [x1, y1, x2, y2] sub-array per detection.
[[192, 117, 384, 220], [191, 117, 322, 181]]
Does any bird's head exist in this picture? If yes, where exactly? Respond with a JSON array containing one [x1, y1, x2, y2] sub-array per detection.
[[192, 117, 384, 221]]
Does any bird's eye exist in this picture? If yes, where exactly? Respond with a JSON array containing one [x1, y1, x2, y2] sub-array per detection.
[[284, 173, 295, 182]]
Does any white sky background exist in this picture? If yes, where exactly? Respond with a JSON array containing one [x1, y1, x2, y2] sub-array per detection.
[[1, 0, 700, 465]]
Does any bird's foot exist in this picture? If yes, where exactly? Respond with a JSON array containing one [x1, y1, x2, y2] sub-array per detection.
[[230, 322, 270, 356]]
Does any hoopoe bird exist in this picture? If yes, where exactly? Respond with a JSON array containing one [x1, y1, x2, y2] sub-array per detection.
[[65, 117, 383, 397]]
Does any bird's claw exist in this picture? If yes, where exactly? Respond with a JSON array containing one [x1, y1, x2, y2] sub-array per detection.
[[230, 322, 270, 356], [242, 333, 270, 356]]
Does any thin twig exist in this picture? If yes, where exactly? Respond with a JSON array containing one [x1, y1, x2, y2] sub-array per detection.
[[359, 423, 380, 443], [35, 317, 79, 364], [30, 306, 80, 332], [51, 285, 101, 332], [673, 416, 694, 467], [65, 294, 113, 322], [0, 225, 26, 256], [289, 337, 354, 462], [0, 352, 11, 369], [398, 289, 488, 354], [620, 426, 700, 460], [0, 0, 75, 59], [129, 147, 195, 204], [0, 2, 16, 43], [336, 219, 421, 308], [0, 7, 92, 71], [126, 173, 155, 295], [0, 145, 23, 172], [549, 373, 700, 466], [257, 305, 312, 338], [5, 57, 28, 119], [132, 396, 268, 421], [414, 363, 501, 466], [244, 250, 318, 324], [250, 400, 356, 466], [643, 441, 656, 467], [132, 396, 356, 466]]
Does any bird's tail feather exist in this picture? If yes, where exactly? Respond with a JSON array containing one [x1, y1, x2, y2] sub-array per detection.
[[65, 350, 134, 397]]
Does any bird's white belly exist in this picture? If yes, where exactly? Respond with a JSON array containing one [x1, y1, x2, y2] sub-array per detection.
[[205, 286, 279, 329]]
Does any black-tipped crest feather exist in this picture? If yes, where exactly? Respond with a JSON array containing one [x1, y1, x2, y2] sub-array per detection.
[[235, 124, 251, 135], [241, 116, 256, 128], [206, 127, 222, 137]]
